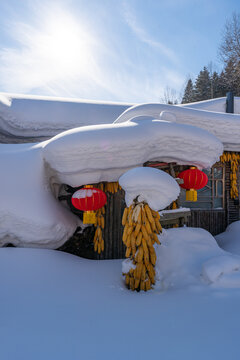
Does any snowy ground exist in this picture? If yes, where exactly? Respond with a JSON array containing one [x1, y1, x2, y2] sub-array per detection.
[[1, 227, 240, 360]]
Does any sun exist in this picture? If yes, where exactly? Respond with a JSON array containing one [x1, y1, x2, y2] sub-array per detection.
[[36, 10, 95, 77]]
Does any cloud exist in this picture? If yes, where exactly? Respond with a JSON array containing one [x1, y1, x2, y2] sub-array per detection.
[[0, 2, 185, 103], [122, 2, 178, 64]]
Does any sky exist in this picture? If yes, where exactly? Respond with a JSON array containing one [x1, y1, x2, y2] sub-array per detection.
[[0, 0, 239, 103]]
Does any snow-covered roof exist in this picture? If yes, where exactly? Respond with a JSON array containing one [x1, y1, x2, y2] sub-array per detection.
[[115, 102, 240, 151], [1, 93, 240, 150], [0, 117, 222, 248], [0, 92, 132, 143], [43, 118, 222, 187], [181, 96, 240, 114]]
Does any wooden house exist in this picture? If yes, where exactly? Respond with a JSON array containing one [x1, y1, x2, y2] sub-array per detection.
[[58, 157, 237, 260], [58, 93, 240, 260], [1, 92, 240, 259]]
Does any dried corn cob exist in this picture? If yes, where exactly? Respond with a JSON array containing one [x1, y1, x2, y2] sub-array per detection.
[[122, 201, 162, 291]]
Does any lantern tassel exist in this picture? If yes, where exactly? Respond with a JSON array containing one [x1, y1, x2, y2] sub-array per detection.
[[186, 189, 197, 202], [83, 211, 96, 224]]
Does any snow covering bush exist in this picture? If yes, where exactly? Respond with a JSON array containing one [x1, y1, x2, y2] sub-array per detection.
[[215, 221, 240, 255], [155, 227, 240, 289]]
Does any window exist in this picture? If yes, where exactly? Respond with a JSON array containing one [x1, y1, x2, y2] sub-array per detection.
[[179, 164, 225, 209]]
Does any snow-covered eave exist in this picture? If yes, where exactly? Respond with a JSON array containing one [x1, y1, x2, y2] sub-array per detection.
[[42, 119, 223, 188], [114, 103, 240, 152], [0, 93, 133, 143]]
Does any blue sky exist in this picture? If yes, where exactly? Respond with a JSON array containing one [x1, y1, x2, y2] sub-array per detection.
[[0, 0, 239, 103]]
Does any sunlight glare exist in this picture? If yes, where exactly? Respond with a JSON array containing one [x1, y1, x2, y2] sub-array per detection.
[[37, 11, 95, 77]]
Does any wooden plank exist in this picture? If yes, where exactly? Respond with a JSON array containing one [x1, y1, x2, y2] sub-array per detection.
[[187, 209, 226, 235]]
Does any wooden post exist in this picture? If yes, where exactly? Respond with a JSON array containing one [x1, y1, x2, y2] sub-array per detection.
[[226, 92, 234, 113]]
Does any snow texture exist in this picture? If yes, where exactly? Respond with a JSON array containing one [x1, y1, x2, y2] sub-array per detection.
[[182, 97, 240, 114], [156, 227, 240, 289], [72, 188, 99, 199], [114, 102, 240, 151], [1, 245, 240, 360], [0, 92, 132, 143], [119, 167, 180, 210], [122, 258, 136, 273], [0, 92, 240, 148], [216, 221, 240, 256], [0, 143, 79, 248], [202, 255, 240, 287], [43, 118, 222, 188], [181, 97, 227, 112]]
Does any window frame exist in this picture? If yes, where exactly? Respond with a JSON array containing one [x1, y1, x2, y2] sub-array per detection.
[[179, 163, 225, 210]]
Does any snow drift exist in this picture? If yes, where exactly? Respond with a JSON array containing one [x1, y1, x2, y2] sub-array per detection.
[[156, 227, 240, 289], [1, 246, 240, 360], [215, 221, 240, 256]]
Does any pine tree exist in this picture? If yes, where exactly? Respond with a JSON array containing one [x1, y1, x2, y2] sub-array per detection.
[[223, 59, 240, 96], [216, 71, 228, 97], [181, 79, 195, 103], [194, 67, 211, 101], [211, 71, 221, 98]]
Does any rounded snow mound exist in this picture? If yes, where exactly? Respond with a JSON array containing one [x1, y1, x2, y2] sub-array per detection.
[[119, 167, 179, 210], [155, 227, 240, 289], [215, 221, 240, 256]]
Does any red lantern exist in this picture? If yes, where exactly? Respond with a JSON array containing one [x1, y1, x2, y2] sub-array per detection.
[[178, 167, 208, 201], [71, 186, 107, 224]]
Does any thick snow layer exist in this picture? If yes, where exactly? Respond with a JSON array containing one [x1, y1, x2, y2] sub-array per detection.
[[182, 97, 240, 114], [119, 167, 179, 210], [0, 118, 222, 247], [0, 143, 79, 248], [1, 247, 240, 360], [215, 221, 240, 256], [156, 227, 240, 288], [43, 119, 222, 187], [0, 93, 131, 143], [202, 255, 240, 287], [181, 97, 227, 112], [114, 102, 240, 151]]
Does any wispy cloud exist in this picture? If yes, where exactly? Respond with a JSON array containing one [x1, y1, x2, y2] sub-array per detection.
[[0, 1, 185, 103], [122, 2, 178, 64]]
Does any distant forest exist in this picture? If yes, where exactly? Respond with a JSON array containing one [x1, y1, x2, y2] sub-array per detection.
[[181, 12, 240, 104]]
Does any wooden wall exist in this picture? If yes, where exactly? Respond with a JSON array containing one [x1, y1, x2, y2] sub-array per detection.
[[101, 189, 126, 259], [225, 162, 240, 224], [59, 160, 240, 259], [186, 210, 226, 236]]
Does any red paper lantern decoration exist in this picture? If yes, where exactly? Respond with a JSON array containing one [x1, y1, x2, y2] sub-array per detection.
[[71, 186, 107, 224], [178, 167, 208, 201]]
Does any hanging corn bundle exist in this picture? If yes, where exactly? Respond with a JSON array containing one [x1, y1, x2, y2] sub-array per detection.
[[220, 152, 240, 199], [172, 201, 177, 210], [104, 181, 122, 193], [93, 206, 105, 254], [92, 181, 121, 254], [122, 202, 162, 291]]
